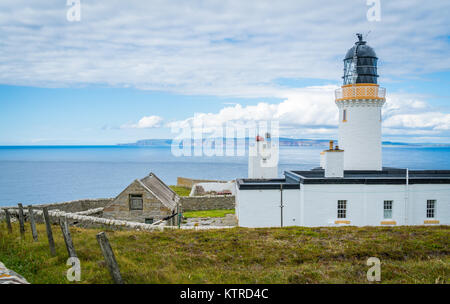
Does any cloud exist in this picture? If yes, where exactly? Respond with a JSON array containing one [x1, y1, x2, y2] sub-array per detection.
[[382, 93, 450, 132], [0, 0, 449, 97], [384, 112, 450, 131], [167, 86, 450, 138], [121, 115, 163, 129], [167, 86, 338, 134]]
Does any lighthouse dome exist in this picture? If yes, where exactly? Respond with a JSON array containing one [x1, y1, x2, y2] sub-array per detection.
[[343, 34, 378, 85], [344, 43, 377, 60]]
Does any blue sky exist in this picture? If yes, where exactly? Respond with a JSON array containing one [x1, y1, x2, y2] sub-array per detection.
[[0, 0, 449, 144]]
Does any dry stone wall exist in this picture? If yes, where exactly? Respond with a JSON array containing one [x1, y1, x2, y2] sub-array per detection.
[[177, 177, 227, 188], [180, 195, 235, 211], [30, 198, 113, 213], [0, 208, 233, 231]]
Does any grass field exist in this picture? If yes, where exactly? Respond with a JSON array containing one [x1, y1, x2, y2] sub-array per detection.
[[182, 209, 235, 218], [169, 186, 191, 197], [0, 222, 448, 284]]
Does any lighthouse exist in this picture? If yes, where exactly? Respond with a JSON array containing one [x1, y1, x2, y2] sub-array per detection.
[[335, 34, 386, 170], [236, 34, 450, 228]]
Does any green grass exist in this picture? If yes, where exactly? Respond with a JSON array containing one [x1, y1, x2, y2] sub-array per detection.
[[0, 222, 448, 284], [169, 186, 191, 197], [182, 209, 235, 218]]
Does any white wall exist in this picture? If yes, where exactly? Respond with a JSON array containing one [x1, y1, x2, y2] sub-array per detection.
[[237, 183, 450, 227], [301, 184, 450, 226], [282, 190, 301, 227], [408, 184, 450, 225], [324, 151, 344, 178], [248, 142, 278, 179], [236, 189, 299, 228], [337, 100, 384, 170]]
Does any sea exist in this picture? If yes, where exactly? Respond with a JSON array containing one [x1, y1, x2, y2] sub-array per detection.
[[0, 145, 449, 207]]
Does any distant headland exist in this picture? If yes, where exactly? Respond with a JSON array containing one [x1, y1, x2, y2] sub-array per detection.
[[118, 138, 450, 148]]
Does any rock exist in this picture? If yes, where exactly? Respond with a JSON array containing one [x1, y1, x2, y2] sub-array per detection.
[[0, 262, 29, 284]]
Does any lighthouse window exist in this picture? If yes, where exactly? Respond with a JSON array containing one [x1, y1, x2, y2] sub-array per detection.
[[383, 201, 393, 219], [343, 109, 347, 122], [337, 200, 347, 218], [426, 200, 436, 218]]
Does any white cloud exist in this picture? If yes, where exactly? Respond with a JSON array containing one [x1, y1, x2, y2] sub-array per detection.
[[382, 93, 450, 132], [167, 86, 338, 134], [384, 112, 450, 131], [0, 0, 449, 97], [122, 115, 163, 129], [168, 86, 450, 138]]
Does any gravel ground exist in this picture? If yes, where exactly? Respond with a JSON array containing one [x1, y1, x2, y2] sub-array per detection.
[[183, 214, 238, 227]]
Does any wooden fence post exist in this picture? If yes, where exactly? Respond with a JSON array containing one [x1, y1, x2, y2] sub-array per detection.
[[59, 216, 77, 258], [4, 209, 12, 233], [42, 207, 56, 256], [27, 206, 38, 242], [96, 232, 123, 284], [17, 203, 25, 238], [177, 204, 183, 229]]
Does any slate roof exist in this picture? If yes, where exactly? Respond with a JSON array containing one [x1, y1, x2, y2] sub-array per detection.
[[139, 172, 180, 210]]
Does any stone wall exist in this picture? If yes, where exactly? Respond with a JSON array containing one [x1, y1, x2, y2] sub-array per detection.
[[177, 177, 227, 188], [190, 182, 235, 196], [180, 195, 235, 211], [1, 198, 113, 213], [1, 208, 234, 231]]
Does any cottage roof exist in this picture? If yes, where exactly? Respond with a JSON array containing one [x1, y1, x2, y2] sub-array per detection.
[[139, 172, 179, 210]]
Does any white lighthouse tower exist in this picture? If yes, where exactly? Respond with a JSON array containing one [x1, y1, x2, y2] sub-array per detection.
[[335, 34, 386, 170]]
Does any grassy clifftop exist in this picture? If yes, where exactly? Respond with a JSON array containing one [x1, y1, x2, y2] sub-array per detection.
[[0, 222, 448, 284]]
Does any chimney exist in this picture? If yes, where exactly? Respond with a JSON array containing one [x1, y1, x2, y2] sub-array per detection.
[[324, 149, 344, 178], [329, 140, 334, 150]]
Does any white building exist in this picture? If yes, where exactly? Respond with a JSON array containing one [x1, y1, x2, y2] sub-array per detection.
[[248, 133, 278, 179], [236, 34, 450, 228]]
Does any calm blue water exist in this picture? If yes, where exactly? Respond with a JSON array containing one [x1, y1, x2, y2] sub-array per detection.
[[0, 145, 449, 207]]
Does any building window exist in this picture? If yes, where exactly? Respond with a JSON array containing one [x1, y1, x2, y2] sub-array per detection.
[[129, 194, 143, 210], [384, 200, 393, 219], [145, 218, 154, 224], [343, 109, 347, 122], [337, 200, 347, 218], [426, 200, 436, 218]]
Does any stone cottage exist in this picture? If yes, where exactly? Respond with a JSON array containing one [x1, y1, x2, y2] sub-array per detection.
[[103, 173, 180, 224]]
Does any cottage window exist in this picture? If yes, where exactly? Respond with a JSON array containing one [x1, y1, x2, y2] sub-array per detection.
[[383, 200, 393, 219], [129, 194, 143, 210], [343, 109, 347, 122], [337, 200, 347, 218], [426, 200, 436, 218], [145, 218, 154, 224]]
